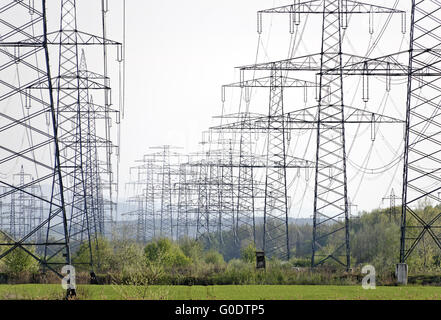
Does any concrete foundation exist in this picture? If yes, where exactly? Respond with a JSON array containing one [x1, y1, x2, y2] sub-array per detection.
[[396, 263, 408, 285]]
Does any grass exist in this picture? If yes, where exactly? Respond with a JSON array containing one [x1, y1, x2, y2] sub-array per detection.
[[0, 284, 440, 300]]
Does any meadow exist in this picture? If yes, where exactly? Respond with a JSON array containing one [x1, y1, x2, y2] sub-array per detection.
[[0, 284, 440, 300]]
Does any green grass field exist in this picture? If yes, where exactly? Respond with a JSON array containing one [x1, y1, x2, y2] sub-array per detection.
[[0, 284, 440, 300]]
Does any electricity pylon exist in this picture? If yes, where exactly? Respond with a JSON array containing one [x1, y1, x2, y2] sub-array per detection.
[[124, 157, 158, 243], [400, 0, 441, 264], [231, 0, 403, 267], [383, 189, 401, 222], [50, 0, 100, 272], [0, 0, 73, 282], [38, 0, 122, 273], [215, 77, 320, 260], [8, 166, 44, 242], [0, 1, 122, 291], [149, 146, 182, 239]]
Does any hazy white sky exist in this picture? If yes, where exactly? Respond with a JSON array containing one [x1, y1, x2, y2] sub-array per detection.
[[121, 0, 285, 185], [108, 0, 412, 217]]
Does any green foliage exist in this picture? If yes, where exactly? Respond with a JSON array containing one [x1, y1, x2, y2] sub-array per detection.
[[227, 258, 251, 271], [144, 238, 191, 269], [203, 250, 225, 265], [179, 237, 203, 262], [350, 209, 400, 272], [4, 204, 441, 285], [74, 236, 146, 275], [2, 246, 39, 275], [74, 236, 114, 272], [112, 239, 146, 274], [289, 257, 310, 268], [240, 243, 256, 264]]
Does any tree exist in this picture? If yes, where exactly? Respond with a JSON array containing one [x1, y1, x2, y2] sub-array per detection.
[[3, 246, 39, 276], [179, 237, 203, 262], [240, 243, 256, 264], [74, 236, 114, 272], [204, 250, 225, 265], [144, 238, 191, 268]]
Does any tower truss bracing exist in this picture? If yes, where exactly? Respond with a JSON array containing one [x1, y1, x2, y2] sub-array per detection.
[[47, 0, 122, 270], [262, 67, 290, 260], [0, 0, 72, 278], [217, 76, 320, 259], [124, 156, 160, 242], [312, 0, 350, 269], [0, 0, 123, 286], [121, 1, 441, 279], [235, 118, 257, 248], [400, 0, 441, 263], [149, 146, 182, 239], [213, 137, 238, 244], [175, 160, 200, 241], [226, 0, 404, 266]]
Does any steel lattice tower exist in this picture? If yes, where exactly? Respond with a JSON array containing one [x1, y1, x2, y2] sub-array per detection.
[[217, 138, 237, 244], [176, 162, 194, 240], [143, 159, 157, 241], [51, 0, 97, 270], [195, 156, 213, 242], [125, 156, 158, 242], [215, 77, 324, 259], [383, 189, 400, 222], [206, 151, 222, 242], [262, 67, 291, 260], [0, 0, 73, 281], [235, 116, 257, 247], [148, 146, 181, 239], [177, 156, 201, 240], [8, 166, 44, 242], [400, 0, 441, 263], [157, 146, 174, 239], [42, 0, 122, 272], [311, 0, 350, 268], [125, 165, 147, 242], [231, 0, 403, 266], [77, 52, 103, 250]]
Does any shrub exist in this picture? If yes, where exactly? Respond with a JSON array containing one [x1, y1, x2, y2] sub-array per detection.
[[289, 257, 310, 267], [179, 237, 203, 262], [144, 238, 192, 269], [74, 236, 114, 272], [240, 243, 256, 264], [2, 246, 39, 276], [204, 250, 225, 266], [112, 240, 146, 274], [226, 258, 250, 271]]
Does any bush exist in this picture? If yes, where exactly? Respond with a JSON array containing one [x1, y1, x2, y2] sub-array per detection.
[[226, 258, 251, 271], [2, 246, 39, 276], [240, 243, 256, 264], [289, 257, 310, 267], [74, 236, 114, 272], [179, 237, 203, 263], [144, 238, 192, 269], [112, 239, 146, 274], [204, 250, 225, 265]]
